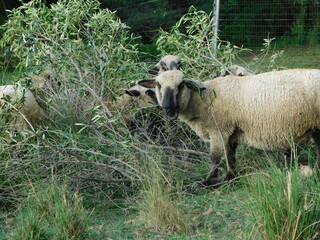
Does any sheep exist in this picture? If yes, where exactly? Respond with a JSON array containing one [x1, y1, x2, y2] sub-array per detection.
[[115, 85, 157, 125], [28, 69, 158, 128], [123, 85, 157, 107], [0, 85, 45, 131], [0, 70, 55, 132], [138, 69, 320, 185], [220, 65, 254, 77], [300, 165, 313, 178], [30, 69, 53, 89], [83, 84, 157, 126], [148, 55, 181, 75]]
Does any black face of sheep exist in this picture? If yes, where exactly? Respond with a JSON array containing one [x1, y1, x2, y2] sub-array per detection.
[[138, 70, 205, 120], [161, 87, 178, 119]]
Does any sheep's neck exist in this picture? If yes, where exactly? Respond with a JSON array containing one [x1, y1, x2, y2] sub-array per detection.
[[179, 91, 212, 141]]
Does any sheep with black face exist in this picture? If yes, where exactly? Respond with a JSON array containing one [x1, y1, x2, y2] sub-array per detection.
[[220, 65, 254, 77], [139, 69, 320, 185], [148, 55, 181, 75]]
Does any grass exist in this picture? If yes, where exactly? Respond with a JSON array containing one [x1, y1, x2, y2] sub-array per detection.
[[77, 185, 247, 240], [239, 44, 320, 73], [7, 174, 316, 240], [0, 70, 19, 85], [244, 167, 320, 240], [11, 179, 88, 240], [275, 45, 320, 69], [136, 163, 189, 235]]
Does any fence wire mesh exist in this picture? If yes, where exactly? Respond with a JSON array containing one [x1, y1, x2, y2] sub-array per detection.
[[107, 0, 320, 48]]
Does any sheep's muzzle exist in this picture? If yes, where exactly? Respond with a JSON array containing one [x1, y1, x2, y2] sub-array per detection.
[[162, 88, 179, 120], [163, 107, 178, 119]]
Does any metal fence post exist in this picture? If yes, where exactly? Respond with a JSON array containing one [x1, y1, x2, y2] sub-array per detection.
[[213, 0, 220, 57]]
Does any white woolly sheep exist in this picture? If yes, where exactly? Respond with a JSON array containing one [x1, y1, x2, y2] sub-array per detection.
[[0, 70, 54, 131], [148, 55, 181, 75], [300, 165, 313, 178], [220, 65, 254, 77], [138, 69, 320, 185], [0, 85, 45, 131]]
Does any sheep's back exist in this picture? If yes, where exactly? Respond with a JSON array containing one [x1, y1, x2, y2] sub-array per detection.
[[207, 69, 320, 150], [0, 85, 44, 127]]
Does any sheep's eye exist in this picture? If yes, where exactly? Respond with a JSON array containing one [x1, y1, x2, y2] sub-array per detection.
[[178, 81, 185, 91], [156, 82, 161, 89], [160, 62, 168, 71], [177, 61, 182, 69]]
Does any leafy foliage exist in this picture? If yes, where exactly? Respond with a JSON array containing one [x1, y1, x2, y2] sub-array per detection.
[[156, 6, 248, 79], [0, 0, 146, 208], [0, 1, 209, 211], [1, 0, 141, 90]]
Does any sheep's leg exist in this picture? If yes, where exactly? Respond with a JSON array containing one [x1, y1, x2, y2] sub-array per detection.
[[226, 127, 241, 178], [203, 136, 235, 186], [284, 149, 309, 166], [226, 141, 238, 178], [203, 151, 236, 186], [311, 129, 320, 170], [203, 154, 225, 186]]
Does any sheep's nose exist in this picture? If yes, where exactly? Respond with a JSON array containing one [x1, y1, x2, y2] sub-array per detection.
[[163, 107, 177, 118]]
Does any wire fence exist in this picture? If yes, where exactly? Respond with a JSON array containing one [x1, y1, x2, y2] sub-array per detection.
[[1, 0, 320, 50], [108, 0, 320, 48], [218, 1, 320, 47]]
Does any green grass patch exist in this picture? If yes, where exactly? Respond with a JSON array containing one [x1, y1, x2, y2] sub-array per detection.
[[244, 167, 320, 240], [13, 180, 89, 240]]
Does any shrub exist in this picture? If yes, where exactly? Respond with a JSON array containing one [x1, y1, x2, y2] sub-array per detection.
[[1, 0, 146, 128], [0, 0, 149, 207]]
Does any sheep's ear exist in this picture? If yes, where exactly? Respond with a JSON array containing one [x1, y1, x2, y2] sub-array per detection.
[[220, 70, 228, 77], [185, 79, 206, 92], [160, 61, 168, 71], [148, 66, 159, 75], [138, 79, 156, 88], [125, 89, 141, 97], [146, 90, 158, 105]]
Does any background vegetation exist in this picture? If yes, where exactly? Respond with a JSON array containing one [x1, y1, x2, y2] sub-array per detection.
[[0, 0, 320, 239], [1, 0, 320, 46]]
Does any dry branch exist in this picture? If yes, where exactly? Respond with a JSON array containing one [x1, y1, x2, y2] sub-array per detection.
[[138, 142, 210, 157]]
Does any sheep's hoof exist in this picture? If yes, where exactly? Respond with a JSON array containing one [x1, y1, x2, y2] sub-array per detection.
[[201, 171, 235, 187], [201, 176, 226, 187]]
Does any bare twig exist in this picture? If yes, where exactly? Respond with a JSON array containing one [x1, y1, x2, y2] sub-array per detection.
[[75, 177, 138, 184], [138, 143, 210, 158]]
